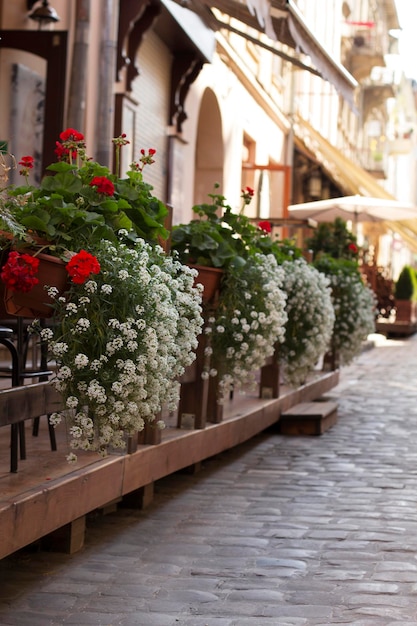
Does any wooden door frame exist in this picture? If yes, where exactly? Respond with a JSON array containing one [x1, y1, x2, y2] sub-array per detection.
[[242, 163, 291, 219], [0, 30, 67, 173]]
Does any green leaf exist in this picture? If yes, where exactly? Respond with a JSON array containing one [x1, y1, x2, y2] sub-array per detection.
[[20, 215, 56, 236], [41, 171, 83, 195], [46, 162, 76, 173], [98, 199, 119, 213]]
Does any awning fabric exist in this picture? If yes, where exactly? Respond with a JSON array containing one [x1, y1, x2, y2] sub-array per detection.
[[293, 115, 417, 253], [159, 0, 216, 62], [184, 0, 357, 106], [293, 116, 391, 198], [283, 1, 357, 106]]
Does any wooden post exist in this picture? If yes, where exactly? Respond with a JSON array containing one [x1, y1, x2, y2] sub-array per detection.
[[42, 516, 86, 554], [121, 484, 155, 509], [137, 421, 162, 445], [177, 331, 209, 429], [259, 345, 280, 398], [206, 376, 224, 423]]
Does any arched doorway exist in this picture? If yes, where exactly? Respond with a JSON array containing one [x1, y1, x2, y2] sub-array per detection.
[[194, 88, 223, 205]]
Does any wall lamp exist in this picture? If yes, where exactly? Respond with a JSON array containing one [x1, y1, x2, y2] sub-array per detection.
[[27, 0, 60, 28], [308, 170, 322, 198]]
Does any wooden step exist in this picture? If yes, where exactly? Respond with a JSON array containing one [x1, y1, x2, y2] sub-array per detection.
[[279, 400, 338, 436]]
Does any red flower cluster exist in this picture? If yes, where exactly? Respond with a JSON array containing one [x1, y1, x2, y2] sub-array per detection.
[[241, 186, 255, 206], [258, 220, 272, 233], [89, 176, 115, 196], [18, 155, 34, 175], [66, 250, 101, 284], [60, 129, 84, 143], [55, 128, 85, 161], [112, 133, 130, 148], [0, 251, 39, 293], [141, 147, 156, 161], [348, 242, 358, 254], [132, 148, 157, 171]]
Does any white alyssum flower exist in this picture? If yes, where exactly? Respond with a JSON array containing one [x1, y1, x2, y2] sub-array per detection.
[[207, 254, 287, 399], [280, 258, 335, 386], [328, 270, 376, 365], [66, 396, 79, 409], [74, 318, 90, 332], [74, 353, 89, 368], [50, 341, 68, 357], [47, 286, 60, 298], [40, 327, 54, 341], [84, 280, 97, 293], [47, 238, 203, 461]]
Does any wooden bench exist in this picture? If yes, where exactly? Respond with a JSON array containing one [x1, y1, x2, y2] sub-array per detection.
[[279, 400, 338, 436]]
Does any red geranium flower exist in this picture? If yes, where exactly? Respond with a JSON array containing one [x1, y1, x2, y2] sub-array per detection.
[[89, 176, 115, 196], [18, 155, 34, 177], [18, 156, 34, 169], [112, 133, 130, 148], [140, 148, 156, 156], [241, 186, 255, 206], [0, 251, 39, 293], [66, 250, 101, 284], [258, 220, 272, 233], [60, 128, 85, 143], [348, 243, 358, 254], [55, 128, 85, 161], [137, 148, 157, 170], [54, 141, 67, 160]]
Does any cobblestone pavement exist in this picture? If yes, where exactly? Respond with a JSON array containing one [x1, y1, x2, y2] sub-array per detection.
[[2, 333, 417, 625]]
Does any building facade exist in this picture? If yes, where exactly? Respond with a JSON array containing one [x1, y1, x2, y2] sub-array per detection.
[[1, 0, 416, 275]]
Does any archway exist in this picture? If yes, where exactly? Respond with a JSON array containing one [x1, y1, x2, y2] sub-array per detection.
[[194, 88, 224, 204]]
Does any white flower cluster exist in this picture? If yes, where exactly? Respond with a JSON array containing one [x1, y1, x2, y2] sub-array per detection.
[[280, 258, 335, 386], [328, 270, 376, 365], [207, 254, 287, 400], [47, 239, 203, 460]]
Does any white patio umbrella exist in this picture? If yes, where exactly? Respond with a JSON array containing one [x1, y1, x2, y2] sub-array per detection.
[[288, 195, 417, 225]]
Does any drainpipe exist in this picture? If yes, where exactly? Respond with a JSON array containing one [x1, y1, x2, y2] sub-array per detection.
[[96, 0, 118, 168], [67, 0, 90, 132]]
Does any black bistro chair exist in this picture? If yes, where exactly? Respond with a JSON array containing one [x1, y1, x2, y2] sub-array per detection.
[[0, 318, 55, 472]]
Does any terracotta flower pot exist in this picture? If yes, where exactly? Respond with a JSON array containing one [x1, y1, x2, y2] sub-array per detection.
[[188, 264, 223, 304], [4, 252, 69, 318]]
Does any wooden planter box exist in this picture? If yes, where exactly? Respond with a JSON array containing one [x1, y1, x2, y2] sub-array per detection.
[[395, 300, 417, 323]]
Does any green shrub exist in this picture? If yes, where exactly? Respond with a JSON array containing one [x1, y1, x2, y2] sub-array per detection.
[[394, 265, 417, 301], [306, 218, 359, 262]]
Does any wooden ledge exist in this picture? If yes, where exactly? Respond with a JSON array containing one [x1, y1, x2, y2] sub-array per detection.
[[0, 370, 339, 559]]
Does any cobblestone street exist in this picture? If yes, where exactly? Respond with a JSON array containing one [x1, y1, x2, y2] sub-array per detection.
[[2, 333, 417, 625]]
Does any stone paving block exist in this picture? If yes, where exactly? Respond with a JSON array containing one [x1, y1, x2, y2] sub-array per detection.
[[351, 606, 415, 620], [345, 593, 414, 608], [119, 613, 175, 626], [0, 612, 70, 626], [224, 616, 310, 626], [63, 612, 127, 625], [175, 615, 234, 626], [373, 571, 417, 583]]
